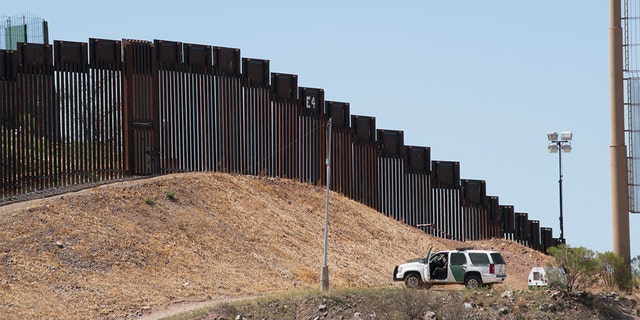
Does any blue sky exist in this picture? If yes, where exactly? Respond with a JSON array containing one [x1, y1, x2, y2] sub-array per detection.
[[3, 1, 638, 257]]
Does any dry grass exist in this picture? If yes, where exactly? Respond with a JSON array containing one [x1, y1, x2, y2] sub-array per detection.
[[0, 172, 551, 319]]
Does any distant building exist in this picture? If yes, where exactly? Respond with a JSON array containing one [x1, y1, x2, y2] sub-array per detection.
[[1, 12, 49, 50]]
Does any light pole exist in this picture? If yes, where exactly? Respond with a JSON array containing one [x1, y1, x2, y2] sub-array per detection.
[[321, 118, 332, 291], [547, 131, 573, 244]]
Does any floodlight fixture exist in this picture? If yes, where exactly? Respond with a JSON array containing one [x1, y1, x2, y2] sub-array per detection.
[[560, 131, 573, 141], [547, 132, 559, 141]]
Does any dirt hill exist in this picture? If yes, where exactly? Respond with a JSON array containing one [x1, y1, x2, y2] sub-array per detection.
[[0, 172, 555, 319]]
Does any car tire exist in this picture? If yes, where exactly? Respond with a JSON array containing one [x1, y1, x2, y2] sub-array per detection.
[[404, 273, 423, 289], [464, 274, 482, 289]]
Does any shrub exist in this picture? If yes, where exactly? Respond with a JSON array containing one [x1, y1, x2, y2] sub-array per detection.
[[597, 252, 622, 290], [547, 244, 598, 292], [165, 190, 176, 200], [597, 251, 634, 292]]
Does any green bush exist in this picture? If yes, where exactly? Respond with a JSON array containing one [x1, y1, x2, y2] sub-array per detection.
[[547, 244, 598, 292], [597, 251, 634, 292], [597, 252, 622, 290]]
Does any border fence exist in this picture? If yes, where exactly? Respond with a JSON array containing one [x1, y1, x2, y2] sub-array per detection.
[[0, 38, 558, 252]]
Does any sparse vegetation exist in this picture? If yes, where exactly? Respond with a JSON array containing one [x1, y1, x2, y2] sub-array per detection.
[[547, 245, 638, 293], [145, 196, 155, 204], [547, 244, 599, 292], [170, 286, 640, 320], [165, 190, 176, 200], [597, 251, 634, 292], [597, 252, 621, 290]]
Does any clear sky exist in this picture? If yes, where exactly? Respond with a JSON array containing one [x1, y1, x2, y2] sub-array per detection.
[[3, 1, 638, 258]]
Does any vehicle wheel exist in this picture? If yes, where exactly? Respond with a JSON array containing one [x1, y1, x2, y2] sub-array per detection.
[[464, 275, 482, 289], [404, 273, 423, 289]]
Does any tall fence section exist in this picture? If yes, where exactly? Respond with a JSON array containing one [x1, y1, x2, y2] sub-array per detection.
[[0, 38, 558, 252]]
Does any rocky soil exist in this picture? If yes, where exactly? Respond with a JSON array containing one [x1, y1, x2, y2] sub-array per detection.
[[208, 288, 639, 320]]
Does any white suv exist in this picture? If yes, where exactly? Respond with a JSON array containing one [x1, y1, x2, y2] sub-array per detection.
[[393, 247, 507, 289]]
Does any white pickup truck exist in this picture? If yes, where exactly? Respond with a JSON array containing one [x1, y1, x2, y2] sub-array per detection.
[[393, 247, 507, 289]]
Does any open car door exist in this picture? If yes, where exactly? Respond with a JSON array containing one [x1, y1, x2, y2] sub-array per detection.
[[424, 246, 433, 281]]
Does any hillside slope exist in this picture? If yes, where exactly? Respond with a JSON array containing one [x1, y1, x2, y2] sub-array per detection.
[[0, 172, 551, 319]]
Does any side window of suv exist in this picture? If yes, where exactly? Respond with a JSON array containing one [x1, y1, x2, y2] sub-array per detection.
[[490, 253, 505, 264], [468, 252, 490, 265], [449, 252, 467, 265]]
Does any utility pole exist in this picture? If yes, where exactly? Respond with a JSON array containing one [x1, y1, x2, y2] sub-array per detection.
[[321, 118, 332, 291], [610, 0, 631, 264]]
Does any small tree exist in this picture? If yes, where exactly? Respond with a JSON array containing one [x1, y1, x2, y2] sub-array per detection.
[[596, 251, 633, 291], [547, 244, 598, 292]]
